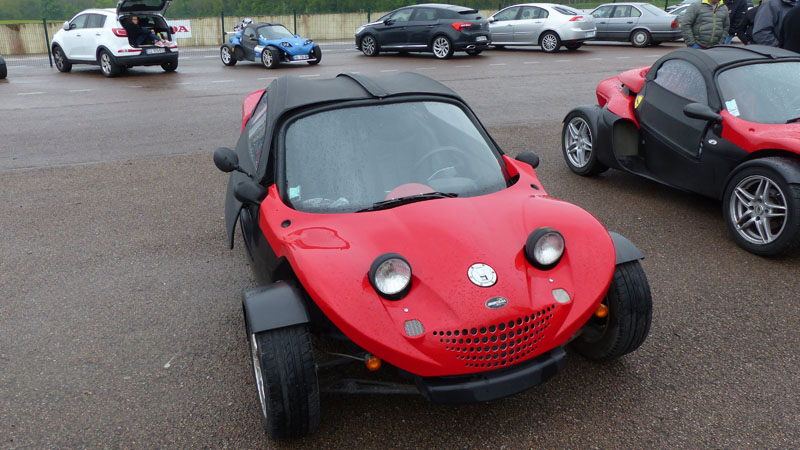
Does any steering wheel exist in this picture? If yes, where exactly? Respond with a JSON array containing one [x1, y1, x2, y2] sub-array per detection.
[[413, 146, 470, 182]]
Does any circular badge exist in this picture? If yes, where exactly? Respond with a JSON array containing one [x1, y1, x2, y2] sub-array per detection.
[[468, 263, 497, 287]]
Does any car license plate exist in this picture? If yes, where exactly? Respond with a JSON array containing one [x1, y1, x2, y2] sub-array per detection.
[[586, 31, 596, 38], [476, 36, 487, 42], [293, 54, 309, 60], [146, 48, 165, 54]]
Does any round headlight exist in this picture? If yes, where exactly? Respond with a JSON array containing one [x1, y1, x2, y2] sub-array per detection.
[[525, 228, 565, 270], [280, 41, 291, 47], [369, 253, 412, 300], [304, 39, 312, 45]]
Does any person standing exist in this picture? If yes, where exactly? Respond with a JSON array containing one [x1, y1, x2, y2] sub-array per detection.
[[681, 0, 732, 49], [752, 0, 797, 46], [780, 4, 800, 51], [740, 0, 763, 44], [724, 0, 750, 43]]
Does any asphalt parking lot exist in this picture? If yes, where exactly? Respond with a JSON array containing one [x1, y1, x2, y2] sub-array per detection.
[[1, 42, 798, 448]]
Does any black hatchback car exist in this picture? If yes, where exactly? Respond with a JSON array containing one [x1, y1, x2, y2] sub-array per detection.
[[355, 3, 491, 59]]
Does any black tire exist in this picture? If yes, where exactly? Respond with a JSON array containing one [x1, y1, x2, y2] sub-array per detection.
[[221, 45, 237, 66], [722, 162, 800, 256], [540, 31, 561, 53], [53, 46, 72, 73], [466, 49, 482, 56], [98, 49, 120, 77], [431, 35, 454, 59], [631, 29, 651, 48], [561, 110, 608, 176], [0, 61, 6, 79], [161, 60, 178, 72], [571, 261, 652, 361], [247, 322, 320, 439], [360, 34, 379, 56], [261, 47, 280, 69], [307, 45, 321, 65], [565, 43, 582, 51], [650, 41, 662, 46]]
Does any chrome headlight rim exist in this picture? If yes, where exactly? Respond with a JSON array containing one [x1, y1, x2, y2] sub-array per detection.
[[280, 41, 292, 47], [369, 253, 412, 301], [525, 227, 565, 270], [303, 39, 313, 45]]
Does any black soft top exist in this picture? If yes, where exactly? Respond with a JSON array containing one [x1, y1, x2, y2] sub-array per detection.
[[253, 72, 466, 180]]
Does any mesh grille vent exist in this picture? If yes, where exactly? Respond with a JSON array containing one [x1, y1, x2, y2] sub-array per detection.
[[431, 304, 557, 369], [404, 319, 425, 337]]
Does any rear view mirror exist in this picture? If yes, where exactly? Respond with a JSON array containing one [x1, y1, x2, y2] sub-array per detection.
[[63, 22, 70, 30], [488, 17, 496, 23], [683, 103, 722, 123], [213, 147, 241, 173], [516, 151, 540, 169], [383, 18, 395, 26]]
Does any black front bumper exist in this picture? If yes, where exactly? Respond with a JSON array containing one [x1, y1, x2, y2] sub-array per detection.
[[415, 347, 566, 404]]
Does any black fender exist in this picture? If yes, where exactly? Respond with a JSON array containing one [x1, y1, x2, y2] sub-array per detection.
[[243, 281, 310, 334], [564, 105, 622, 171], [609, 231, 644, 264], [724, 156, 800, 195]]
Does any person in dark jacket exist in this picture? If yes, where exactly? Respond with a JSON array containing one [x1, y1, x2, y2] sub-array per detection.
[[752, 0, 797, 46], [779, 4, 800, 51], [723, 0, 750, 43], [123, 15, 171, 47], [681, 0, 731, 48], [740, 1, 762, 43]]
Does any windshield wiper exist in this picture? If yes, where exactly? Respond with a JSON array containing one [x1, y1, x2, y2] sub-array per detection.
[[786, 117, 800, 124], [356, 192, 458, 212]]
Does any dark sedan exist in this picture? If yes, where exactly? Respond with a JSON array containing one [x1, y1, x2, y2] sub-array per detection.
[[355, 3, 491, 59]]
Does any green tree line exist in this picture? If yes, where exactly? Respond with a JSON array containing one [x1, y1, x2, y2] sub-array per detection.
[[0, 0, 519, 20]]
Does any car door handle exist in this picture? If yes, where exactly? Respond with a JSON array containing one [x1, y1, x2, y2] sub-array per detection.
[[426, 25, 434, 28], [627, 21, 633, 23]]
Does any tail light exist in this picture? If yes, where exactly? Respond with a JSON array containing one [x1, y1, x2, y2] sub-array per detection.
[[451, 22, 473, 32], [671, 19, 678, 28], [569, 16, 584, 21], [112, 28, 127, 37]]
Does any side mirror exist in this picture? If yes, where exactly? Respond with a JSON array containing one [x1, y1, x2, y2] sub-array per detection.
[[234, 179, 267, 205], [383, 18, 395, 26], [213, 147, 241, 173], [63, 22, 70, 30], [683, 103, 722, 123], [488, 17, 496, 23], [516, 151, 540, 169]]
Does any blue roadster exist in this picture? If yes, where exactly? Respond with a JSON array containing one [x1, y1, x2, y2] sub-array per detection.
[[220, 22, 321, 69]]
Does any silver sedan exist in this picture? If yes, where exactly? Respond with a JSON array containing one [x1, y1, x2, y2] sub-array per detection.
[[488, 3, 596, 53], [590, 2, 681, 47]]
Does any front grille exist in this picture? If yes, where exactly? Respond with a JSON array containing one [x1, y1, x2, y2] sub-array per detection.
[[431, 304, 558, 369]]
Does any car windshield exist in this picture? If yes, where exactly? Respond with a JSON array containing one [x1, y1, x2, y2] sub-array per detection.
[[639, 4, 670, 15], [717, 61, 800, 124], [258, 25, 294, 40], [283, 101, 508, 213]]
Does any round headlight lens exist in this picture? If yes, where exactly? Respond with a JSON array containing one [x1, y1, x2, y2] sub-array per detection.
[[525, 228, 565, 270], [303, 39, 312, 45], [369, 254, 412, 300]]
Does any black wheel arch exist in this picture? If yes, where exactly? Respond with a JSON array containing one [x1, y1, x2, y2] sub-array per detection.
[[243, 280, 310, 335], [724, 155, 800, 196], [608, 231, 645, 265]]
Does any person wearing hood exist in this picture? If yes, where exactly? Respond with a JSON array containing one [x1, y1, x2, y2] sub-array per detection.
[[780, 4, 800, 51], [752, 0, 797, 46]]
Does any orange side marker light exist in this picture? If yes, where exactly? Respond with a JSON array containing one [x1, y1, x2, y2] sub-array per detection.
[[595, 304, 609, 319], [365, 354, 382, 372]]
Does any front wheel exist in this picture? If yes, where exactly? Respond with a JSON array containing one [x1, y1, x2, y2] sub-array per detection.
[[561, 110, 608, 176], [570, 261, 652, 361], [261, 47, 280, 69], [221, 46, 237, 66], [723, 163, 800, 256], [161, 60, 178, 72], [53, 46, 72, 72], [307, 45, 322, 65], [361, 35, 379, 56], [99, 49, 120, 77], [631, 29, 651, 48], [432, 35, 454, 59], [540, 31, 561, 53], [247, 322, 320, 439]]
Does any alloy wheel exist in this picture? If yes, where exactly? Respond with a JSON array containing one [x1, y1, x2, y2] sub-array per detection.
[[362, 36, 375, 55], [100, 53, 111, 75], [249, 332, 268, 420], [565, 116, 593, 168], [262, 50, 273, 67], [729, 175, 788, 245], [221, 47, 232, 64], [433, 37, 450, 58], [542, 34, 558, 52], [55, 50, 64, 69]]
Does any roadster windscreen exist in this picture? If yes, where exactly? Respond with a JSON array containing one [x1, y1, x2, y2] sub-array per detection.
[[717, 61, 800, 124], [258, 25, 294, 40], [282, 101, 508, 213]]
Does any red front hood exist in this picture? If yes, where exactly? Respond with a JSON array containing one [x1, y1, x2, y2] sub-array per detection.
[[721, 111, 800, 153], [259, 158, 616, 376]]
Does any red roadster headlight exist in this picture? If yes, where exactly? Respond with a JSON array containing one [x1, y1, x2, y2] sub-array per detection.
[[369, 253, 412, 300], [525, 228, 565, 270]]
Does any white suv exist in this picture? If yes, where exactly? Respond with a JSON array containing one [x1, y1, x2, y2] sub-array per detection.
[[51, 0, 178, 77]]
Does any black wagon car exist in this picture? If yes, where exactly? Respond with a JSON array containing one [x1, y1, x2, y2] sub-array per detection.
[[355, 3, 491, 59]]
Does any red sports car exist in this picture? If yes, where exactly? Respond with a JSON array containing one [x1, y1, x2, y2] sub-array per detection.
[[562, 45, 800, 256], [214, 73, 652, 439]]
